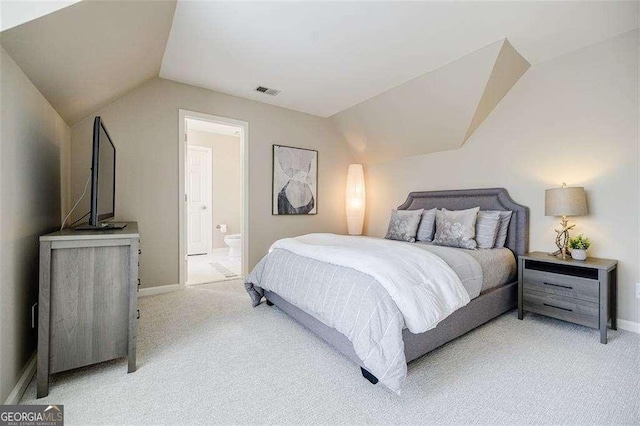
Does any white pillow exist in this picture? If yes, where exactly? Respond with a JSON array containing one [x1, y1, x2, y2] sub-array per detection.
[[416, 208, 438, 242], [433, 207, 480, 249], [492, 211, 513, 248], [476, 211, 502, 249]]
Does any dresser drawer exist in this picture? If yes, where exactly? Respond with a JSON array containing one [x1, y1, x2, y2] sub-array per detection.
[[523, 269, 599, 303], [523, 289, 599, 329]]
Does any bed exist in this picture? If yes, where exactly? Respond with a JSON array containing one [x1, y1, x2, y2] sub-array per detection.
[[246, 188, 529, 393]]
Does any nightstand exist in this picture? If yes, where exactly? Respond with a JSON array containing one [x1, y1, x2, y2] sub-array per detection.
[[518, 252, 617, 344]]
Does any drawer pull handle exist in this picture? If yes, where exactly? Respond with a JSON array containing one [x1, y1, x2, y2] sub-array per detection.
[[543, 303, 573, 312], [137, 309, 140, 319], [543, 282, 573, 290]]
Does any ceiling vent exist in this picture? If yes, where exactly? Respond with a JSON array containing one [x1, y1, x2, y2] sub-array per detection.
[[255, 86, 281, 96]]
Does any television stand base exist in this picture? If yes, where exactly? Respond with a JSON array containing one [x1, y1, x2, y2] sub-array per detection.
[[75, 223, 128, 231]]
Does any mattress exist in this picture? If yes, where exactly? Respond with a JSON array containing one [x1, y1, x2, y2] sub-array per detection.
[[414, 243, 516, 298], [466, 247, 517, 293]]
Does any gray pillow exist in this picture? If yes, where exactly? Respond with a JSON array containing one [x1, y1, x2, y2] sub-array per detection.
[[492, 211, 513, 248], [385, 209, 424, 242], [433, 207, 480, 249], [416, 208, 438, 242], [475, 211, 501, 249]]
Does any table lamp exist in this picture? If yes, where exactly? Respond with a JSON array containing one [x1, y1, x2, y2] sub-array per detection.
[[545, 183, 588, 259]]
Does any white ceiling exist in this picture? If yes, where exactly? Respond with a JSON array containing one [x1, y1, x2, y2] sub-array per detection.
[[1, 1, 637, 125], [160, 1, 638, 118], [0, 1, 81, 32]]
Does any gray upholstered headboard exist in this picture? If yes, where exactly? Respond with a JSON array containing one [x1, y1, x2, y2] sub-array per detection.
[[397, 188, 529, 256]]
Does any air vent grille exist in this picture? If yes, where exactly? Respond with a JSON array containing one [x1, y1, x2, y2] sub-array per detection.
[[256, 86, 281, 96]]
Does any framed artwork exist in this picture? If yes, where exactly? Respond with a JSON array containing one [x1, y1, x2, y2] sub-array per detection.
[[272, 144, 318, 215]]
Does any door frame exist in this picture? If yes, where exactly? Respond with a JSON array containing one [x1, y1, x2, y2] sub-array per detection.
[[178, 109, 249, 289], [186, 145, 213, 256]]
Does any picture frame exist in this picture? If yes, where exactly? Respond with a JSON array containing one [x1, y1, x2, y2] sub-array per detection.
[[272, 144, 318, 215]]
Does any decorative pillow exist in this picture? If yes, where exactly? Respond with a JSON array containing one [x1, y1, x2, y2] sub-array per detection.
[[433, 207, 480, 249], [475, 211, 502, 249], [385, 209, 424, 242], [416, 208, 438, 242], [493, 211, 513, 248]]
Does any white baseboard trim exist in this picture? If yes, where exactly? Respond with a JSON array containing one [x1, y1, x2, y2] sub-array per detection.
[[138, 284, 181, 297], [617, 319, 640, 333], [4, 352, 36, 405]]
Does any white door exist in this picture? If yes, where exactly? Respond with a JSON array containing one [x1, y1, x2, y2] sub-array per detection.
[[187, 145, 212, 255]]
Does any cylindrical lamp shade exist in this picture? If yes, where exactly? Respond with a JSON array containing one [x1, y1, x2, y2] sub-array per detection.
[[545, 186, 588, 217], [346, 164, 366, 235]]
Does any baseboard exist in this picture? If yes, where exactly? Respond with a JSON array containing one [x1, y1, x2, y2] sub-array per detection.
[[138, 284, 181, 297], [617, 319, 640, 333], [4, 352, 36, 405]]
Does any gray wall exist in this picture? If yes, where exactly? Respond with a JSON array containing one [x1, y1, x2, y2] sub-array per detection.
[[70, 78, 353, 288], [363, 30, 639, 323], [0, 47, 70, 402]]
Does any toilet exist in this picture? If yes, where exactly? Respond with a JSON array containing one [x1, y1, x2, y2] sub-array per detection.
[[224, 234, 242, 257]]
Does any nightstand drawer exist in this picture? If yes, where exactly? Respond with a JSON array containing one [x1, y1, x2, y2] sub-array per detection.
[[523, 269, 599, 303], [523, 289, 599, 329]]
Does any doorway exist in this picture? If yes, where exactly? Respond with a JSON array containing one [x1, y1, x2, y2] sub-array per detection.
[[179, 110, 249, 287]]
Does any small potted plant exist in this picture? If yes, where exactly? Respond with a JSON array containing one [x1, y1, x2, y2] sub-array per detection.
[[569, 234, 590, 261]]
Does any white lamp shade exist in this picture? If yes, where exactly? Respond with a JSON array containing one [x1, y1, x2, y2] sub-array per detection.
[[346, 164, 365, 235]]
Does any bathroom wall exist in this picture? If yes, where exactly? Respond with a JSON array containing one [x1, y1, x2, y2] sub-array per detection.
[[187, 129, 242, 249]]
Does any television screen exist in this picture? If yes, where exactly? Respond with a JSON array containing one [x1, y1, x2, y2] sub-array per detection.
[[90, 117, 116, 225]]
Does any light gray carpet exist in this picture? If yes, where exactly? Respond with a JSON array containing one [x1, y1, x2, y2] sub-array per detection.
[[21, 280, 639, 425]]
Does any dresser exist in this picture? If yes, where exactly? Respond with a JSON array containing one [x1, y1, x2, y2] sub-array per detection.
[[38, 223, 140, 397], [518, 252, 617, 344]]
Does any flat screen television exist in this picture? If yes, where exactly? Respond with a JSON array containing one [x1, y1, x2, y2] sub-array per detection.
[[76, 117, 125, 230]]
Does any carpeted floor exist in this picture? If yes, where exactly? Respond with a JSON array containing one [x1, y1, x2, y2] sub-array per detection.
[[21, 280, 639, 425]]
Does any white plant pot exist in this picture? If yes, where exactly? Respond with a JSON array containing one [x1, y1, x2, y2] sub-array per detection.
[[571, 249, 587, 261]]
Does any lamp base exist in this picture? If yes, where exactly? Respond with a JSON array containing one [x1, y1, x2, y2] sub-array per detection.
[[551, 216, 575, 260], [549, 248, 572, 260]]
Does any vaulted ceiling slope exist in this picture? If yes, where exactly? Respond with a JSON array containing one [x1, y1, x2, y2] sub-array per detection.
[[161, 1, 638, 118], [1, 1, 637, 127], [0, 0, 177, 125], [331, 39, 530, 164], [463, 40, 531, 145]]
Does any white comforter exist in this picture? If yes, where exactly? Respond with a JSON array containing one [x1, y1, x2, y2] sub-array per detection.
[[271, 233, 470, 334]]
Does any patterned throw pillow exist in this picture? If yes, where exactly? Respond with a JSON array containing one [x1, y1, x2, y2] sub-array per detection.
[[433, 207, 480, 249], [416, 208, 438, 242], [493, 211, 513, 248], [385, 209, 424, 242], [475, 211, 502, 249]]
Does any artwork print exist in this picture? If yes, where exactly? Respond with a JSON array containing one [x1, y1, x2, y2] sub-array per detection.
[[272, 145, 318, 215]]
